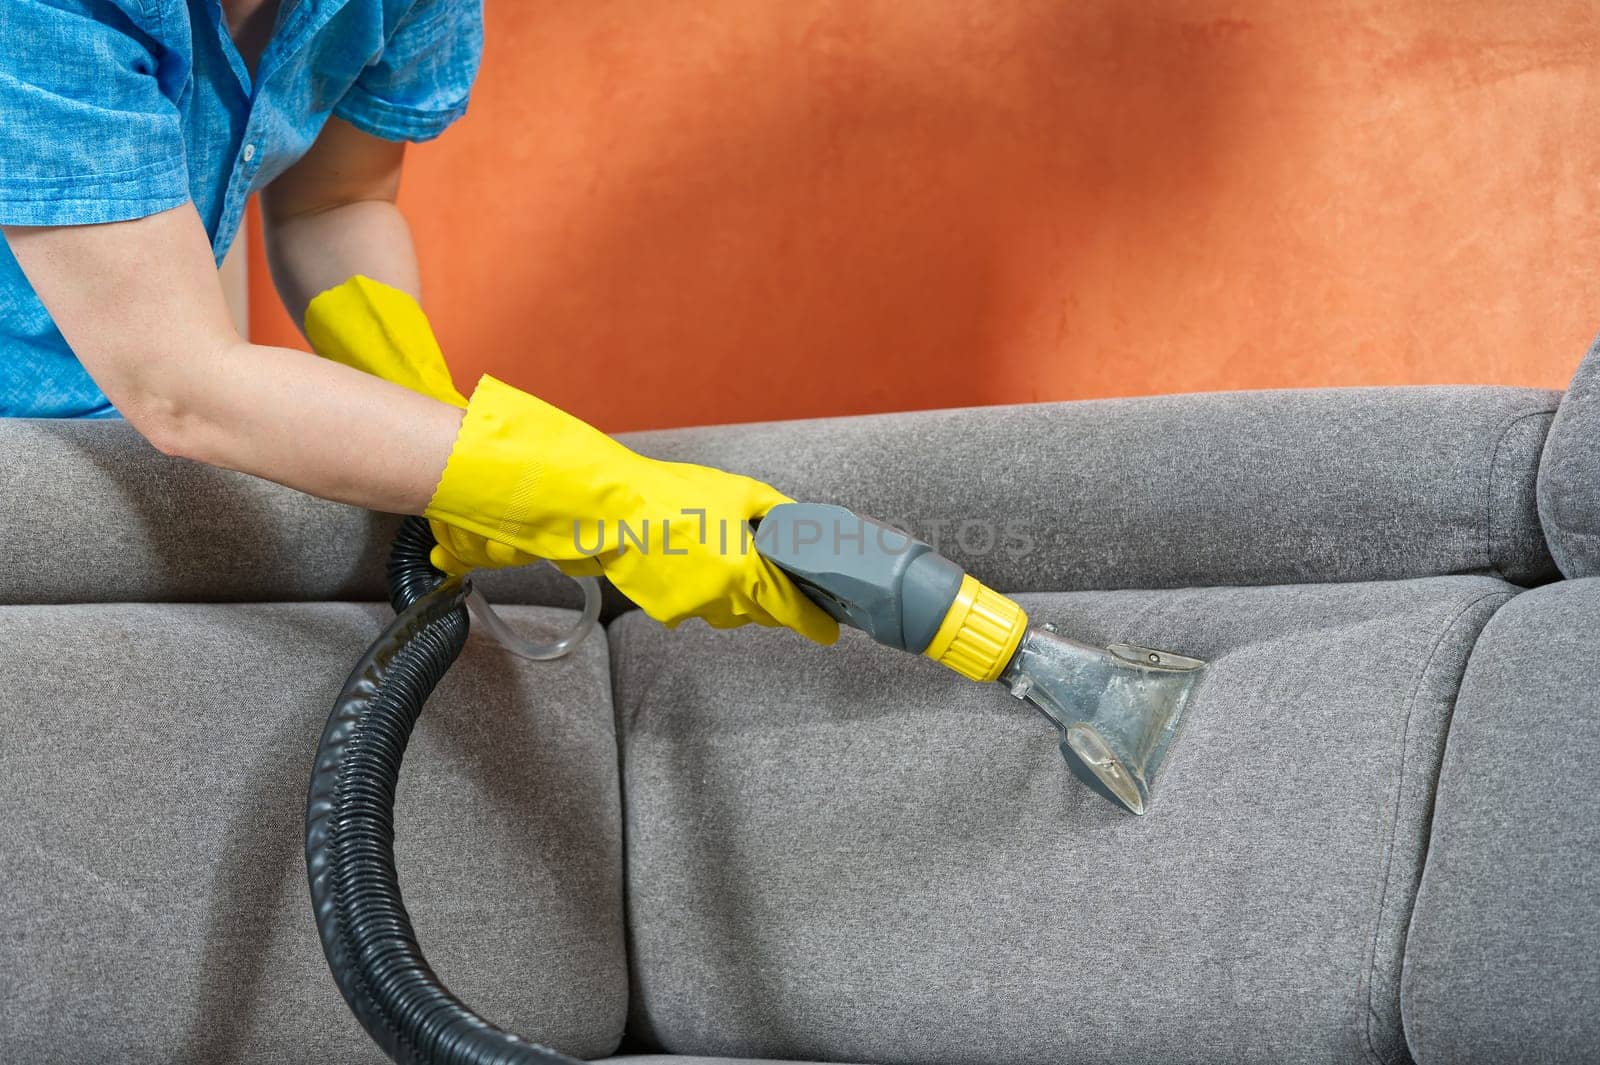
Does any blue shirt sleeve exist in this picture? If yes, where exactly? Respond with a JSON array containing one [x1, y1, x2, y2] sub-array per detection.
[[0, 1, 189, 226], [334, 0, 484, 143]]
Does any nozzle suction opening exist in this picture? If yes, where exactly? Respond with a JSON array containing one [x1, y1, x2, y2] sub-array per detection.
[[1064, 722, 1149, 814], [1001, 630, 1205, 815]]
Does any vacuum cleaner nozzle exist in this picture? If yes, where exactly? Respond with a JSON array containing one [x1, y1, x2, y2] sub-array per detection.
[[756, 502, 1206, 814], [1000, 629, 1204, 814]]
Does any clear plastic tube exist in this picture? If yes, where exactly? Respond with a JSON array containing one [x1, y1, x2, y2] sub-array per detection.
[[464, 570, 603, 661]]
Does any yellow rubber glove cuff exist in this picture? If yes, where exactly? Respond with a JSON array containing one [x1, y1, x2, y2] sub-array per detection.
[[304, 275, 468, 408], [424, 374, 839, 645], [302, 276, 595, 576]]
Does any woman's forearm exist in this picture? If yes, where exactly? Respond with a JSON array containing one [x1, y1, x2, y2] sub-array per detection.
[[260, 116, 422, 327], [172, 338, 463, 514], [264, 197, 423, 327], [4, 204, 463, 516]]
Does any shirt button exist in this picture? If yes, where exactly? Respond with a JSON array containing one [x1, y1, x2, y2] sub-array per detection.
[[242, 143, 257, 162]]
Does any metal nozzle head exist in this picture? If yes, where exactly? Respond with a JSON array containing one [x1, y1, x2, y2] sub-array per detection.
[[1002, 632, 1205, 815], [1064, 721, 1150, 814]]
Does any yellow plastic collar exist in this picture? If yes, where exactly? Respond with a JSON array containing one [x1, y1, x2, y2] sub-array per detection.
[[923, 575, 1028, 683]]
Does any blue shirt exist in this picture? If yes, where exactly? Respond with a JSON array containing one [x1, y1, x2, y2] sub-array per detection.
[[0, 0, 482, 418]]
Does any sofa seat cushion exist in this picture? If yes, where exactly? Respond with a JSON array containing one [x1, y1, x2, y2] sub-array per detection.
[[0, 602, 625, 1064], [1401, 578, 1600, 1064], [611, 577, 1515, 1065]]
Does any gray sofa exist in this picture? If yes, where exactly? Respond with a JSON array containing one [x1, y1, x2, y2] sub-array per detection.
[[4, 339, 1598, 1065]]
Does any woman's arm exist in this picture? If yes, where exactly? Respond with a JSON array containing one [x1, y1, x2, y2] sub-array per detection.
[[3, 202, 463, 515], [260, 117, 424, 326]]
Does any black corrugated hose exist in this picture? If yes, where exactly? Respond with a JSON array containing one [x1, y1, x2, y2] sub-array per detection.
[[306, 515, 582, 1065]]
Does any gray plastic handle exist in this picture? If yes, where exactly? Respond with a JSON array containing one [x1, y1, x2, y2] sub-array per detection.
[[755, 502, 965, 653]]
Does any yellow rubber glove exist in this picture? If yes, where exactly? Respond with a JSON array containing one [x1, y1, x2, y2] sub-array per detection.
[[303, 276, 594, 576], [425, 374, 840, 645], [304, 275, 470, 409]]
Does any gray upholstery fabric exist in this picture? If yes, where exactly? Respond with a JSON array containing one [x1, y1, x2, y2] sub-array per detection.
[[600, 1058, 859, 1064], [0, 603, 625, 1064], [622, 386, 1561, 590], [1537, 332, 1600, 577], [4, 386, 1560, 605], [611, 578, 1515, 1065], [0, 418, 583, 606], [1400, 579, 1600, 1064]]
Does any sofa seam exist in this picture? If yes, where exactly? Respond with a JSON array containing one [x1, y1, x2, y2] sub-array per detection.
[[606, 610, 679, 1053], [1357, 587, 1516, 1065], [604, 614, 639, 1055], [1392, 661, 1466, 1065], [1483, 408, 1558, 582], [1397, 582, 1568, 1064]]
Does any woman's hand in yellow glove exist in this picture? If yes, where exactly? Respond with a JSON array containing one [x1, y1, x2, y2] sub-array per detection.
[[429, 521, 605, 578], [303, 276, 834, 644], [304, 274, 470, 409], [302, 275, 547, 575], [425, 374, 840, 645]]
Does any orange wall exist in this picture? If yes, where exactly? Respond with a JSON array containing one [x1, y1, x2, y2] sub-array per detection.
[[250, 1, 1600, 432]]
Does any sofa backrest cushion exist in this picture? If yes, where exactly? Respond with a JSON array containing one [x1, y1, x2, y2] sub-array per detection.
[[623, 385, 1561, 590], [0, 602, 626, 1065], [1400, 578, 1600, 1064], [0, 419, 582, 606], [3, 385, 1561, 604], [1537, 334, 1600, 578], [612, 576, 1514, 1065]]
